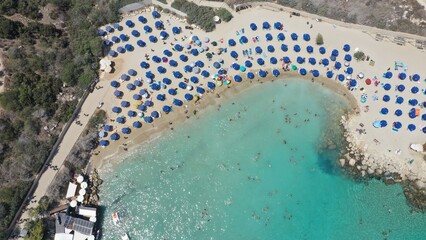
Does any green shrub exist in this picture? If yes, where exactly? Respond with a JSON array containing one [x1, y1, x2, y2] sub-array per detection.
[[216, 8, 232, 22], [316, 33, 324, 45]]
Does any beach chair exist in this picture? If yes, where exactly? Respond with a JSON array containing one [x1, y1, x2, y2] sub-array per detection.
[[249, 48, 252, 55]]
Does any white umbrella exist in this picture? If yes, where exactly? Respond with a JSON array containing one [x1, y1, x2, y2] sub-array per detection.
[[80, 182, 88, 189], [70, 200, 77, 207], [358, 72, 364, 79], [89, 217, 97, 222], [77, 175, 84, 183], [79, 189, 86, 196], [77, 195, 84, 202]]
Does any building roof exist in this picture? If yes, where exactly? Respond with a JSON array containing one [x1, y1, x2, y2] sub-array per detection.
[[54, 233, 74, 240], [78, 206, 97, 218], [56, 213, 66, 234], [74, 231, 95, 240], [66, 182, 78, 198], [64, 215, 94, 236]]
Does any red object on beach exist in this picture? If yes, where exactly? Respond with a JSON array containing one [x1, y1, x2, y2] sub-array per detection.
[[365, 78, 371, 85]]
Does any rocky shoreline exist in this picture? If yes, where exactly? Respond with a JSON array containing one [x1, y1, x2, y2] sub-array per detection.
[[339, 114, 426, 211]]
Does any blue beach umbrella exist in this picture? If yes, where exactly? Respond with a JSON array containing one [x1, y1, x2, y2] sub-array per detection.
[[128, 69, 137, 76], [133, 121, 142, 128], [234, 75, 242, 82], [111, 80, 120, 88], [137, 104, 146, 111], [383, 95, 390, 102], [113, 23, 121, 30], [297, 57, 305, 64], [250, 23, 257, 30], [334, 62, 342, 70], [114, 90, 123, 97], [180, 54, 188, 62], [99, 140, 109, 147], [196, 86, 205, 94], [409, 108, 417, 119], [232, 63, 240, 70], [160, 31, 168, 39], [395, 109, 402, 116], [162, 78, 171, 85], [319, 47, 326, 54], [174, 71, 183, 78], [191, 48, 199, 56], [262, 21, 270, 29], [174, 44, 183, 51], [346, 67, 353, 74], [178, 82, 187, 89], [169, 60, 178, 67], [344, 54, 352, 62], [272, 69, 280, 77], [338, 74, 345, 81], [116, 116, 125, 124], [140, 61, 150, 69], [137, 40, 146, 47], [172, 26, 181, 34], [152, 10, 160, 18], [240, 36, 248, 44], [112, 106, 122, 113], [157, 66, 166, 74], [309, 58, 316, 65], [230, 50, 238, 58], [283, 57, 291, 63], [383, 83, 391, 91], [156, 94, 166, 101], [213, 62, 221, 69], [117, 46, 125, 53], [125, 44, 134, 51], [247, 72, 255, 79], [396, 96, 404, 104], [274, 22, 283, 30], [126, 83, 135, 90], [151, 111, 159, 118], [103, 39, 111, 46], [299, 68, 307, 76], [393, 122, 402, 129], [384, 71, 393, 79], [150, 83, 160, 91], [265, 33, 273, 41], [133, 94, 142, 100], [106, 25, 114, 32], [190, 76, 199, 83], [173, 98, 183, 106], [163, 105, 172, 113], [259, 70, 267, 78], [228, 39, 236, 46], [332, 49, 339, 56], [408, 124, 416, 131], [168, 88, 177, 95], [255, 46, 263, 54], [412, 74, 420, 81], [125, 20, 134, 28], [184, 65, 193, 72], [380, 107, 389, 115], [326, 71, 334, 78], [138, 15, 147, 23], [270, 57, 278, 64], [409, 99, 418, 106], [306, 45, 314, 53], [163, 49, 173, 57], [128, 110, 136, 117], [291, 33, 298, 40], [152, 55, 161, 63], [293, 45, 301, 52], [349, 79, 357, 87], [120, 34, 127, 42], [207, 82, 216, 89], [131, 30, 140, 37], [277, 33, 285, 41], [111, 36, 120, 43], [399, 72, 406, 80], [144, 100, 153, 107], [149, 35, 157, 43], [312, 70, 320, 77], [380, 120, 388, 127], [303, 33, 310, 41], [144, 116, 153, 123], [411, 86, 419, 94], [121, 101, 130, 107], [184, 93, 193, 101], [267, 45, 275, 52], [343, 44, 350, 52], [257, 58, 265, 65], [144, 25, 152, 33], [322, 59, 329, 66], [281, 44, 288, 52], [145, 71, 155, 79], [110, 133, 120, 141], [397, 84, 405, 92]]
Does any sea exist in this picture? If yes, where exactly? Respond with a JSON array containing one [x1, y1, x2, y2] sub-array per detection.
[[98, 79, 426, 239]]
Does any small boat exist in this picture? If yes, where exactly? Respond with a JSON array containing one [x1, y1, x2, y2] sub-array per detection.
[[121, 233, 129, 240], [95, 229, 102, 240], [112, 211, 120, 225]]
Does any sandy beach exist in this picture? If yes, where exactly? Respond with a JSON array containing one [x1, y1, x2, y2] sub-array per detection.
[[94, 5, 426, 185]]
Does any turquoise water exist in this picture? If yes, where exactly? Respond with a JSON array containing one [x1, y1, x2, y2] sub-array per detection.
[[99, 80, 426, 239]]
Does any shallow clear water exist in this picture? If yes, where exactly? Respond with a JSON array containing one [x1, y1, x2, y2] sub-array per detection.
[[99, 80, 426, 239]]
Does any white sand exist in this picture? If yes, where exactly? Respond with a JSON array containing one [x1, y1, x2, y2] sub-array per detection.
[[97, 5, 426, 183]]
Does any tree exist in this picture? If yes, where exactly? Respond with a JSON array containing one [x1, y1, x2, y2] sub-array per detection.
[[316, 33, 324, 45], [216, 8, 233, 22], [25, 219, 44, 240], [354, 51, 365, 61]]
